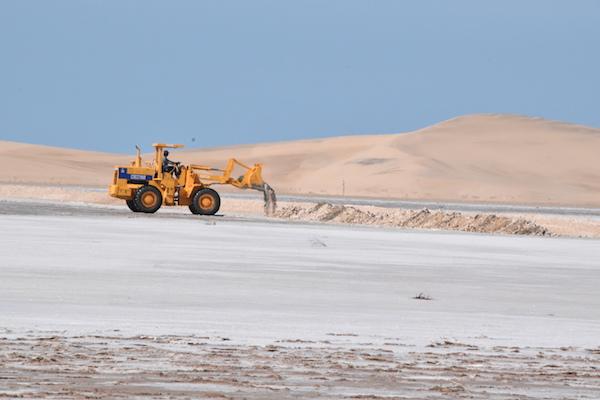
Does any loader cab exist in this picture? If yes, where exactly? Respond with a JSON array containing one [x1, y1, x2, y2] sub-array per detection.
[[152, 143, 184, 179]]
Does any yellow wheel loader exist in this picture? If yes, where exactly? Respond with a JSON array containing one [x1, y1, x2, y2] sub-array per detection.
[[109, 143, 276, 215]]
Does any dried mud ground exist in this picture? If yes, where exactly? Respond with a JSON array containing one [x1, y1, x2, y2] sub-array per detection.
[[1, 200, 600, 399], [2, 333, 599, 399]]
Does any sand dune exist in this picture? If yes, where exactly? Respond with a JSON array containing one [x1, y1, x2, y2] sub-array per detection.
[[0, 141, 127, 186], [2, 114, 600, 206]]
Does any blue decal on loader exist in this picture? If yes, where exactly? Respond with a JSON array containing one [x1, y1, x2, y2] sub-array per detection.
[[118, 168, 152, 181]]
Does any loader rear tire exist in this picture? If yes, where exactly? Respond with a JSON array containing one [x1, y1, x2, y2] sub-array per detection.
[[189, 188, 220, 215], [133, 185, 162, 213], [126, 199, 140, 212]]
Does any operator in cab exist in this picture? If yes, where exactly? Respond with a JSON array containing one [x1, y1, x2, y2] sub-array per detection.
[[162, 150, 181, 178]]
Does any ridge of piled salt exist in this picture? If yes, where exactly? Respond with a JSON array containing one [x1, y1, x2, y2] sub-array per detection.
[[274, 202, 551, 236]]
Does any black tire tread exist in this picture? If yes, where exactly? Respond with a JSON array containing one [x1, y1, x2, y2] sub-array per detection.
[[126, 199, 140, 212], [189, 188, 220, 215], [133, 185, 163, 213]]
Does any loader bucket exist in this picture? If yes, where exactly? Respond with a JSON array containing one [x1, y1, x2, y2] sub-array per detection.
[[239, 163, 265, 187]]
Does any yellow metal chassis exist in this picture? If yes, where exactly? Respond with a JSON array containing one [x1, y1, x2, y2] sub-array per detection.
[[109, 143, 268, 207]]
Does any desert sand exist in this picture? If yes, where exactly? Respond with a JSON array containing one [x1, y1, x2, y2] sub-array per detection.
[[2, 113, 600, 207]]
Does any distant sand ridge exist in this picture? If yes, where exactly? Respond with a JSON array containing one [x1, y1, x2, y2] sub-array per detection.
[[2, 114, 600, 207]]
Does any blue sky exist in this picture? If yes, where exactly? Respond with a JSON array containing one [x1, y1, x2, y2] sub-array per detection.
[[0, 0, 598, 152]]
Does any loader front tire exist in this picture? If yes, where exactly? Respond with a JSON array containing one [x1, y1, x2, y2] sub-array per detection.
[[133, 185, 162, 213], [189, 188, 220, 215], [126, 199, 141, 212]]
